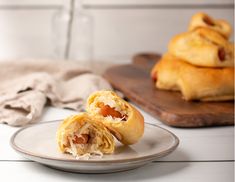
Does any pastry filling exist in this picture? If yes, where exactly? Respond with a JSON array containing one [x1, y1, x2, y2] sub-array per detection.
[[203, 16, 215, 26], [198, 33, 229, 62], [62, 122, 103, 159], [218, 47, 226, 61], [151, 70, 157, 82], [99, 102, 128, 121], [91, 95, 129, 122]]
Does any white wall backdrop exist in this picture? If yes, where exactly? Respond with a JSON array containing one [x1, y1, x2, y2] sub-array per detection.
[[0, 0, 233, 62]]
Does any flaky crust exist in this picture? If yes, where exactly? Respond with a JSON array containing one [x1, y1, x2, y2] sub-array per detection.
[[86, 90, 144, 145], [152, 53, 234, 101], [56, 113, 115, 154], [168, 28, 234, 67], [188, 12, 232, 39]]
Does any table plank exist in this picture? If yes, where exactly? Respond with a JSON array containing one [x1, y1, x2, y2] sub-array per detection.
[[0, 161, 233, 182]]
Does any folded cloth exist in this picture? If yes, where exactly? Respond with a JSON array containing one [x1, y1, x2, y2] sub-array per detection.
[[0, 59, 112, 126]]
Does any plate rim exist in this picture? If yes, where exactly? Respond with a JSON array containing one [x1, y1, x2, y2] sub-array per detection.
[[10, 120, 179, 164]]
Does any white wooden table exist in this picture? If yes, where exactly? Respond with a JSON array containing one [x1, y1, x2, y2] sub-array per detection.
[[0, 105, 234, 182]]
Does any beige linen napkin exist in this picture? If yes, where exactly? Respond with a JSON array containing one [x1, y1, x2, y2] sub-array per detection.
[[0, 60, 112, 126]]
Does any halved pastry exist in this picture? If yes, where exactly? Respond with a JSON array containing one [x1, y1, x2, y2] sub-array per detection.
[[56, 113, 115, 158], [168, 28, 234, 67], [188, 12, 232, 39], [86, 90, 144, 145], [152, 53, 234, 101]]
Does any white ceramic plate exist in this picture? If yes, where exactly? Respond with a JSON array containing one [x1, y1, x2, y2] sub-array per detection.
[[11, 121, 179, 173]]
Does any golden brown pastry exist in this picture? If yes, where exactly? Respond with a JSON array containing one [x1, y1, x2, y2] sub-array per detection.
[[188, 12, 232, 39], [168, 28, 234, 67], [151, 53, 234, 101], [56, 113, 115, 158], [86, 90, 144, 145]]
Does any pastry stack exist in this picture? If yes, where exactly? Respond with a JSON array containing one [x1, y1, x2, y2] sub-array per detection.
[[151, 12, 234, 101]]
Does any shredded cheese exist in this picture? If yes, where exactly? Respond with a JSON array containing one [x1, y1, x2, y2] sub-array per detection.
[[90, 95, 129, 122], [75, 151, 103, 160], [65, 122, 105, 160], [77, 122, 90, 135]]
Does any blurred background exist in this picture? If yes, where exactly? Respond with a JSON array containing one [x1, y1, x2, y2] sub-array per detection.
[[0, 0, 233, 63]]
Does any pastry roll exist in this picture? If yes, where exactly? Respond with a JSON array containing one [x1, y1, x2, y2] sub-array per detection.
[[188, 12, 232, 39], [86, 90, 144, 145], [56, 113, 115, 158], [168, 28, 234, 67], [151, 53, 234, 101]]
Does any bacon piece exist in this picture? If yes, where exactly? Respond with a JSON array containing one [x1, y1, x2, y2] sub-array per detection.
[[73, 134, 89, 144], [100, 105, 123, 118], [218, 47, 226, 61], [203, 16, 215, 26]]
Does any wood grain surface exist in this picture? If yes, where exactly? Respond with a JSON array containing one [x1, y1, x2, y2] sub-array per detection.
[[103, 53, 234, 127]]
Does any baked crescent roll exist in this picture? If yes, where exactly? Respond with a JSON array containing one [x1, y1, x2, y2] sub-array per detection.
[[56, 113, 115, 158], [188, 12, 232, 39], [168, 28, 234, 67], [86, 90, 144, 145], [151, 53, 234, 101]]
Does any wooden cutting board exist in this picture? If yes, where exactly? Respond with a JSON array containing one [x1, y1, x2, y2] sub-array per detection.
[[103, 53, 234, 127]]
